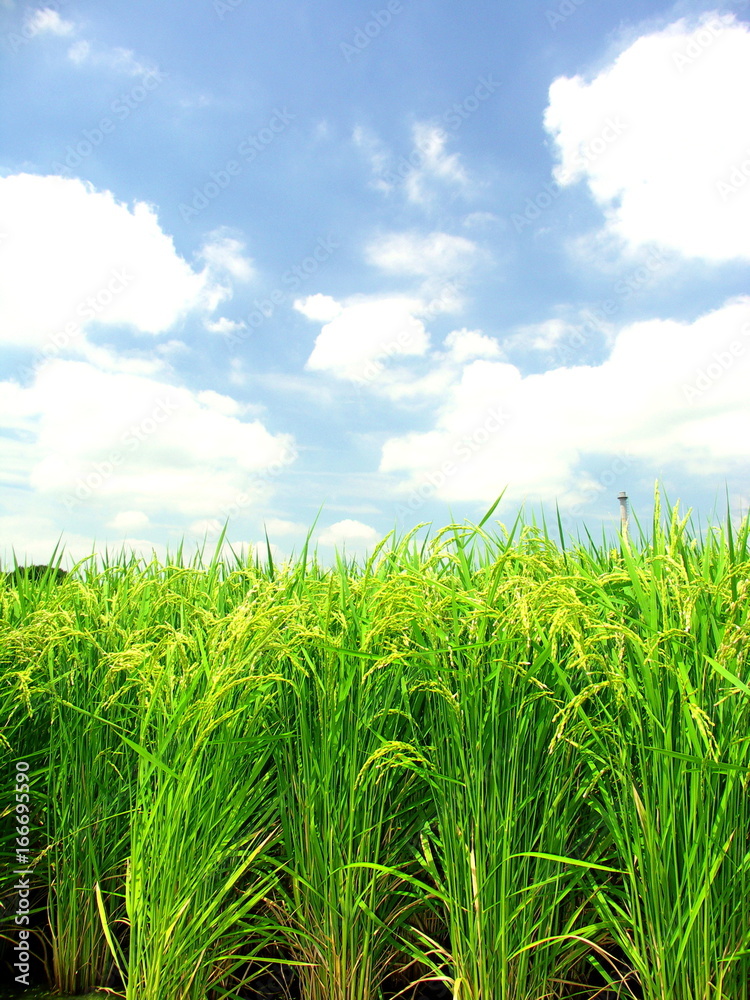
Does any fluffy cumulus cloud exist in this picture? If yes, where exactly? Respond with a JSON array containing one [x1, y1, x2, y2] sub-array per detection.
[[349, 326, 504, 403], [107, 510, 151, 531], [298, 229, 478, 382], [318, 519, 380, 547], [295, 293, 342, 323], [545, 13, 750, 261], [380, 297, 750, 507], [0, 174, 239, 354], [300, 295, 431, 380], [0, 360, 296, 518], [299, 308, 505, 397], [443, 328, 503, 363]]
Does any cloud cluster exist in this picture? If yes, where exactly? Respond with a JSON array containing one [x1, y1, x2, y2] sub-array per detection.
[[545, 13, 750, 261], [380, 298, 750, 506], [0, 173, 292, 544], [300, 3, 750, 533], [0, 175, 248, 354], [368, 13, 750, 512], [297, 229, 479, 382], [4, 7, 749, 559], [0, 359, 296, 517]]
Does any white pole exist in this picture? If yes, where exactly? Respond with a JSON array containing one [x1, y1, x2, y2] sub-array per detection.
[[617, 491, 629, 539]]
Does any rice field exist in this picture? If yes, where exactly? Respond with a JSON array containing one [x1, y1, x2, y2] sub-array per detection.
[[2, 491, 749, 1000]]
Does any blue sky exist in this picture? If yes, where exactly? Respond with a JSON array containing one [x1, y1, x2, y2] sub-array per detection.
[[1, 0, 749, 565]]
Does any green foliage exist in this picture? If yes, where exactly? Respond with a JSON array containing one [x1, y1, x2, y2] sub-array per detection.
[[1, 488, 748, 999]]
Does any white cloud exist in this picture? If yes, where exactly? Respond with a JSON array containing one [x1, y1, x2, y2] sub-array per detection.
[[298, 228, 480, 383], [353, 126, 392, 194], [302, 295, 430, 380], [199, 231, 255, 283], [195, 389, 244, 417], [264, 517, 306, 536], [359, 327, 503, 403], [318, 519, 380, 547], [21, 8, 163, 81], [545, 13, 750, 261], [380, 297, 750, 506], [25, 8, 74, 35], [354, 122, 469, 203], [294, 293, 342, 322], [366, 230, 478, 277], [205, 317, 246, 336], [0, 174, 238, 356], [228, 357, 248, 386], [0, 511, 163, 569], [463, 211, 500, 228], [65, 38, 160, 78], [0, 360, 297, 518], [67, 39, 90, 63], [99, 46, 157, 77], [72, 341, 172, 377], [108, 510, 150, 531], [405, 123, 468, 204], [444, 328, 502, 362], [500, 317, 600, 363]]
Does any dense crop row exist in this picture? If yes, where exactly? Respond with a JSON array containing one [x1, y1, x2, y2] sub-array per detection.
[[2, 494, 749, 1000]]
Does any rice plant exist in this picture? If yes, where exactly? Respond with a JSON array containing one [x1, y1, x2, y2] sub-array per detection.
[[555, 497, 750, 1000], [1, 488, 748, 1000], [0, 564, 133, 993], [123, 629, 281, 1000], [266, 547, 433, 1000], [404, 524, 607, 1000]]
